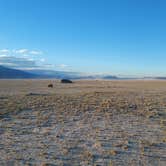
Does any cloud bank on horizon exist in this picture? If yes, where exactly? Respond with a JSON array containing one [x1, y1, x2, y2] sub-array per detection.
[[0, 48, 69, 71]]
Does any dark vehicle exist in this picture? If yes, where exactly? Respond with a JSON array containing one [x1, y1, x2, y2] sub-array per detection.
[[61, 79, 73, 83], [48, 84, 53, 88]]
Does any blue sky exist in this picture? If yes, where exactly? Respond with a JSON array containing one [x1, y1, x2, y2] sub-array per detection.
[[0, 0, 166, 76]]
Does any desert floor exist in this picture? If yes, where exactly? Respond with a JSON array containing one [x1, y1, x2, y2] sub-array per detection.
[[0, 79, 166, 166]]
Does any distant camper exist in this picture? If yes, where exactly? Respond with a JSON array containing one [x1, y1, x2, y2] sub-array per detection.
[[61, 79, 73, 83], [48, 84, 53, 88]]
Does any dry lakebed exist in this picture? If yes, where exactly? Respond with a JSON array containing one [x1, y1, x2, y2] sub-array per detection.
[[0, 79, 166, 166]]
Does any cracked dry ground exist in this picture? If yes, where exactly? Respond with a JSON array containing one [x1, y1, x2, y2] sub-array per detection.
[[0, 80, 166, 165]]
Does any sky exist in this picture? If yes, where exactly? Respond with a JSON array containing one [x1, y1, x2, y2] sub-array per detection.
[[0, 0, 166, 77]]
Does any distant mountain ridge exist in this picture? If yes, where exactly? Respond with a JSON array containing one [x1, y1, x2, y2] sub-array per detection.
[[26, 69, 118, 79], [0, 65, 38, 79], [0, 66, 118, 79], [154, 77, 166, 80], [1, 65, 165, 80], [25, 69, 82, 79]]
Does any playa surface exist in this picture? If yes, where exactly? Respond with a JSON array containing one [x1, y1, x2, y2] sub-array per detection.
[[0, 79, 166, 165]]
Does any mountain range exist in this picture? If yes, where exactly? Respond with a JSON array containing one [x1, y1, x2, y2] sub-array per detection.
[[0, 65, 118, 79], [0, 66, 37, 79], [0, 65, 166, 80]]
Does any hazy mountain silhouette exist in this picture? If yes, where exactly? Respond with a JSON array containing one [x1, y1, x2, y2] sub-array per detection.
[[0, 66, 37, 79], [1, 65, 165, 80]]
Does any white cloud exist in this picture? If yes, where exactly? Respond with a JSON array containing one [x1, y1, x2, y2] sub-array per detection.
[[13, 49, 42, 55], [40, 58, 45, 62], [0, 48, 71, 71], [0, 54, 8, 57], [57, 64, 69, 68], [0, 49, 10, 54], [0, 56, 37, 68], [0, 62, 17, 66], [42, 64, 55, 68], [15, 49, 29, 54], [29, 50, 42, 55], [0, 48, 45, 69], [27, 58, 34, 61]]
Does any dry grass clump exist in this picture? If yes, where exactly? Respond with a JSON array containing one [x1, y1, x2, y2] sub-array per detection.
[[145, 111, 157, 118], [122, 145, 129, 150], [139, 139, 161, 155], [82, 150, 94, 160], [109, 160, 114, 166], [160, 120, 166, 126], [107, 150, 118, 156], [93, 141, 102, 149], [162, 137, 166, 143], [100, 99, 112, 108], [114, 140, 129, 151]]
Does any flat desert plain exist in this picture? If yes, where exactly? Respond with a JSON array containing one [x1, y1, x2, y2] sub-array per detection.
[[0, 80, 166, 166]]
